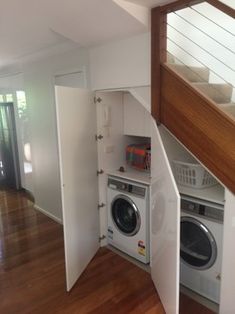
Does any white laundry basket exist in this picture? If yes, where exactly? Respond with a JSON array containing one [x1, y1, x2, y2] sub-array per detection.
[[172, 160, 218, 189]]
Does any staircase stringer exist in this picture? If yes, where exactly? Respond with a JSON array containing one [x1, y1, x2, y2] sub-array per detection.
[[161, 64, 235, 193]]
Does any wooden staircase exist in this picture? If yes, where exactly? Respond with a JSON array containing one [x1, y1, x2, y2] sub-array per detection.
[[167, 59, 235, 117], [151, 0, 235, 194]]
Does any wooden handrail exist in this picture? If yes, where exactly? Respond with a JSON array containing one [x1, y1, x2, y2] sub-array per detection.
[[160, 0, 204, 13], [160, 0, 235, 19], [207, 0, 235, 18]]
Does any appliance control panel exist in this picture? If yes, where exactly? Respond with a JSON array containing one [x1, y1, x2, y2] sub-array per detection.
[[108, 178, 146, 197], [181, 195, 224, 223]]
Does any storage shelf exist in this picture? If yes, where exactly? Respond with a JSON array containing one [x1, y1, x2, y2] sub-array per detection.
[[179, 184, 225, 205], [107, 167, 151, 185]]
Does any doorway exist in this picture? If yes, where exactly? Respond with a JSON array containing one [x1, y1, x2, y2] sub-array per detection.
[[0, 102, 21, 189]]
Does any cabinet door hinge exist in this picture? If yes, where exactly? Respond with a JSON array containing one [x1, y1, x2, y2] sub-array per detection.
[[98, 203, 105, 210], [94, 97, 102, 104], [95, 134, 104, 141], [99, 235, 106, 242], [97, 169, 104, 176]]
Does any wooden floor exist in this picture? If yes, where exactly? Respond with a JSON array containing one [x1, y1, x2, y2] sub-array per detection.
[[0, 188, 215, 314]]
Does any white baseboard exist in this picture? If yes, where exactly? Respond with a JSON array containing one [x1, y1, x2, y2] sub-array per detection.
[[34, 205, 63, 225]]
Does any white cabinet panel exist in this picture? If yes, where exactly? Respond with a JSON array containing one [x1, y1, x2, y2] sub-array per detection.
[[150, 118, 180, 314], [124, 93, 145, 136], [55, 86, 99, 291], [144, 109, 151, 137], [96, 91, 125, 246], [89, 33, 150, 91], [220, 189, 235, 314], [123, 93, 151, 137], [129, 86, 151, 113]]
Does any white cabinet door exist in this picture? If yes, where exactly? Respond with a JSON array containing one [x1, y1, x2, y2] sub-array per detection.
[[55, 86, 99, 291], [219, 189, 235, 314], [150, 119, 180, 314]]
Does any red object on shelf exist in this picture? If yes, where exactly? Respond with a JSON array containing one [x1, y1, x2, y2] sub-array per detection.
[[126, 144, 151, 171]]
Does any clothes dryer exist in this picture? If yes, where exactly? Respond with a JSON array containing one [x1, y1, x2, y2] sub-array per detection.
[[180, 196, 224, 303]]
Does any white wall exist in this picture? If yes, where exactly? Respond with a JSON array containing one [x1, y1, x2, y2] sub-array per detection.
[[0, 72, 23, 90], [89, 32, 150, 91], [54, 71, 85, 88], [0, 31, 150, 223], [23, 46, 89, 222]]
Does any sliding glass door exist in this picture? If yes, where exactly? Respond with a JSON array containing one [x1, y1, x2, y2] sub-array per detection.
[[0, 103, 20, 189]]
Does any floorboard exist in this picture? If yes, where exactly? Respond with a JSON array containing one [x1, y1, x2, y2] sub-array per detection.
[[0, 188, 215, 314]]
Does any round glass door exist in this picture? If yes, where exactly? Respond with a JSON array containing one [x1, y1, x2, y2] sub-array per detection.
[[181, 217, 217, 270], [111, 195, 141, 236]]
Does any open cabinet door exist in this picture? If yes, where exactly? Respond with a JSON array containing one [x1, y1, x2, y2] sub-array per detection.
[[55, 86, 99, 292], [150, 119, 180, 314], [219, 189, 235, 314]]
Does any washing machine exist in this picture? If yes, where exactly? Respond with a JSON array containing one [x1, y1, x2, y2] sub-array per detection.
[[180, 195, 224, 304], [107, 175, 150, 264]]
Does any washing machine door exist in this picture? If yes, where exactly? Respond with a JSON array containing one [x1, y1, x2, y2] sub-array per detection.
[[111, 195, 141, 236], [181, 216, 217, 270]]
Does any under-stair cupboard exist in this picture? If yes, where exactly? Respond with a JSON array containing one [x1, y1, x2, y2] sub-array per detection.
[[54, 1, 235, 314]]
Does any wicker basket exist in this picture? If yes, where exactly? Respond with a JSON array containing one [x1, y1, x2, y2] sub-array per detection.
[[172, 160, 217, 189]]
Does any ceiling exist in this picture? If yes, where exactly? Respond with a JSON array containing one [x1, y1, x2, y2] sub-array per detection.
[[0, 0, 173, 70]]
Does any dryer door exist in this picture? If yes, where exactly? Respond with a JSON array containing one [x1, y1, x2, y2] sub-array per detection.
[[111, 195, 141, 236], [181, 217, 217, 270]]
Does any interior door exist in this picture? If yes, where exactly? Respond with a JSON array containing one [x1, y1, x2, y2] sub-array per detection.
[[55, 86, 100, 292], [150, 118, 180, 314]]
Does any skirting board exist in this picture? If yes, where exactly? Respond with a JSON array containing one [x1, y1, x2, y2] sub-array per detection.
[[34, 205, 63, 225]]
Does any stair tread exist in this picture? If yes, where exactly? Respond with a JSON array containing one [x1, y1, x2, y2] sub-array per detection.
[[193, 82, 233, 86], [218, 103, 235, 118], [192, 82, 233, 104], [167, 63, 209, 82]]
